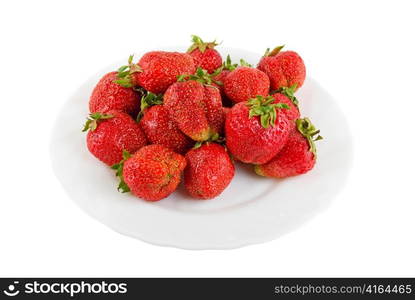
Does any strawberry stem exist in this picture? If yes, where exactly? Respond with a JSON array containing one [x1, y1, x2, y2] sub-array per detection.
[[137, 92, 163, 121], [295, 118, 323, 156], [82, 112, 113, 132], [239, 59, 252, 67], [247, 96, 290, 128], [113, 54, 142, 88], [187, 35, 219, 53], [111, 150, 132, 193], [273, 84, 299, 107], [180, 67, 222, 87], [264, 45, 285, 57]]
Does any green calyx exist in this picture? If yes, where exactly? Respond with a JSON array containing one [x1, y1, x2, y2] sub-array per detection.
[[239, 58, 252, 67], [211, 55, 238, 80], [137, 92, 163, 121], [211, 55, 251, 79], [264, 45, 285, 57], [111, 150, 132, 193], [274, 84, 299, 107], [296, 118, 323, 157], [82, 112, 113, 132], [178, 67, 223, 87], [187, 35, 219, 53], [193, 132, 224, 149], [113, 54, 142, 88], [247, 95, 290, 128], [223, 55, 238, 71]]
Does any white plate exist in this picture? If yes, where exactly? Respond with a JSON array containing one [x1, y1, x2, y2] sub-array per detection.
[[50, 47, 353, 250]]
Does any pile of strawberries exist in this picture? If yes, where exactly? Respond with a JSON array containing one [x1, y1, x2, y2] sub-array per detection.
[[83, 35, 322, 201]]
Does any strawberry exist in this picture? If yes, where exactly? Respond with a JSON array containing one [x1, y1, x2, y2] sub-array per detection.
[[222, 106, 231, 117], [112, 145, 186, 201], [164, 72, 224, 141], [89, 72, 141, 117], [212, 55, 239, 106], [224, 62, 270, 103], [184, 143, 234, 199], [255, 118, 322, 178], [83, 110, 147, 166], [257, 45, 306, 91], [225, 95, 291, 164], [271, 85, 300, 124], [139, 92, 193, 154], [115, 52, 196, 94], [187, 35, 222, 73]]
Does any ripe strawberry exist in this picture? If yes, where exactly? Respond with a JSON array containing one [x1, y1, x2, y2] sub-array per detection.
[[257, 45, 306, 91], [139, 92, 193, 154], [255, 118, 322, 178], [212, 55, 238, 106], [164, 73, 224, 141], [89, 72, 141, 117], [112, 145, 186, 201], [115, 52, 196, 94], [184, 143, 234, 199], [225, 95, 291, 164], [187, 35, 222, 73], [224, 63, 270, 103], [83, 110, 147, 166], [223, 106, 231, 117], [271, 85, 300, 124]]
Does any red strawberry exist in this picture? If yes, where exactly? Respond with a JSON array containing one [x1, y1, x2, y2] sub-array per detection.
[[115, 52, 196, 94], [225, 95, 291, 164], [187, 35, 222, 73], [257, 45, 306, 91], [223, 106, 231, 117], [184, 143, 234, 199], [83, 110, 147, 166], [89, 72, 141, 117], [164, 75, 224, 141], [224, 63, 270, 103], [139, 92, 193, 154], [255, 118, 322, 178], [271, 85, 300, 124], [212, 55, 238, 106], [112, 145, 186, 201]]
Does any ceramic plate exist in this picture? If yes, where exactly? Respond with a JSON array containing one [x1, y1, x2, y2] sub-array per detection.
[[50, 47, 352, 250]]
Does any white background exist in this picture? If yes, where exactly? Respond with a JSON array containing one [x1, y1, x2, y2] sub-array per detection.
[[1, 0, 414, 277]]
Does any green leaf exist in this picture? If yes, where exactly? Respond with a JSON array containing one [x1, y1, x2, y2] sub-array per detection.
[[211, 66, 223, 77], [128, 54, 134, 65], [275, 84, 299, 107], [82, 113, 113, 132], [177, 74, 187, 82], [264, 45, 285, 57], [239, 59, 252, 67], [295, 118, 323, 157], [114, 78, 133, 88], [114, 54, 141, 88], [137, 92, 163, 121], [112, 150, 131, 193], [246, 95, 289, 128], [82, 119, 93, 132], [117, 65, 128, 73], [275, 103, 290, 110], [187, 35, 219, 53], [122, 149, 131, 160], [118, 181, 130, 193], [210, 132, 220, 141], [182, 67, 217, 86], [117, 70, 130, 79], [193, 142, 203, 149], [226, 55, 232, 65]]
